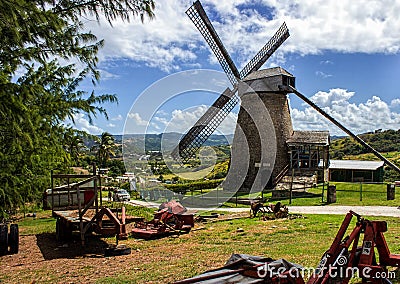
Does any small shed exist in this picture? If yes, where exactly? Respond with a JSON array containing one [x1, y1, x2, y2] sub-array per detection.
[[287, 131, 330, 170], [327, 160, 384, 182]]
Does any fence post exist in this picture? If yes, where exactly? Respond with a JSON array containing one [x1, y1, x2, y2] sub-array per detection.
[[321, 182, 325, 203], [289, 168, 294, 205], [235, 192, 238, 207], [216, 187, 219, 207]]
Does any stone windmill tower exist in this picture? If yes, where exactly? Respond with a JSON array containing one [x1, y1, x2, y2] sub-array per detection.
[[171, 0, 292, 192], [172, 0, 400, 193], [227, 67, 296, 192]]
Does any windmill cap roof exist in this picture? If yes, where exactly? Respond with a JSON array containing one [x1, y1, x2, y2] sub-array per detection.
[[243, 67, 294, 81], [286, 131, 330, 146]]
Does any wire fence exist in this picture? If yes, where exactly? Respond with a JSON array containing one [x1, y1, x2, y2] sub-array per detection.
[[132, 181, 398, 207]]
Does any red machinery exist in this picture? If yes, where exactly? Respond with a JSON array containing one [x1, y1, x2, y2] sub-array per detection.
[[131, 200, 194, 240], [307, 210, 399, 284], [174, 211, 399, 284]]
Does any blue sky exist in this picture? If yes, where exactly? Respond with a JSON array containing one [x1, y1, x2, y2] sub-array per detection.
[[70, 0, 400, 136]]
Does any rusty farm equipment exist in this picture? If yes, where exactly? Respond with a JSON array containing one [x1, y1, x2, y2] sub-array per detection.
[[48, 166, 128, 247], [250, 201, 289, 219], [131, 200, 194, 240], [175, 211, 400, 283]]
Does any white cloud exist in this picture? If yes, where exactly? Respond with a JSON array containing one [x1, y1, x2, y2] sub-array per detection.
[[155, 110, 168, 116], [127, 112, 148, 126], [153, 105, 237, 134], [320, 60, 333, 65], [315, 71, 332, 78], [71, 113, 104, 134], [83, 0, 400, 73], [83, 0, 198, 72], [99, 69, 120, 80], [291, 88, 400, 135], [391, 98, 400, 107], [111, 114, 123, 121], [311, 88, 354, 107], [107, 123, 116, 128]]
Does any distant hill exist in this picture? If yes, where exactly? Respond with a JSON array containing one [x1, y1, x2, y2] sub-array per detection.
[[121, 132, 234, 153], [330, 129, 400, 159]]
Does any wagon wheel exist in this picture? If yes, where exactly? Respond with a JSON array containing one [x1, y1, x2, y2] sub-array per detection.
[[8, 224, 19, 254], [0, 224, 8, 256], [56, 218, 64, 241], [104, 244, 131, 257], [250, 202, 267, 218]]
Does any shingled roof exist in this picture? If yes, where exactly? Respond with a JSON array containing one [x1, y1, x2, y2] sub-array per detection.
[[243, 67, 293, 81], [286, 131, 330, 146]]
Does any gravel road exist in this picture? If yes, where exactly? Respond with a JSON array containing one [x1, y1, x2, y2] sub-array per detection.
[[127, 199, 400, 217]]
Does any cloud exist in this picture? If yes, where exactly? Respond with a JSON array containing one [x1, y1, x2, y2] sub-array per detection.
[[99, 69, 120, 80], [320, 60, 333, 65], [111, 114, 123, 121], [107, 123, 116, 127], [71, 113, 104, 134], [291, 88, 400, 135], [82, 0, 400, 73], [82, 0, 198, 72], [391, 98, 400, 107], [127, 112, 148, 126], [155, 110, 168, 116], [151, 105, 237, 134], [310, 88, 354, 107], [315, 71, 332, 78]]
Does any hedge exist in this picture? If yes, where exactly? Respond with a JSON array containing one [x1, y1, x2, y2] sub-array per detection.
[[164, 179, 224, 193]]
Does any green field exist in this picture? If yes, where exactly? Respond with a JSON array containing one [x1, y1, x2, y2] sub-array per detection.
[[175, 182, 400, 207], [2, 210, 399, 283], [258, 182, 400, 206]]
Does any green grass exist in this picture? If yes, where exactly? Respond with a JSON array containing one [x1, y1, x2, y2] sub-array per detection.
[[18, 214, 56, 236], [260, 182, 400, 206], [101, 202, 156, 221], [192, 182, 400, 207], [344, 151, 400, 161], [130, 181, 400, 207], [94, 214, 400, 283], [2, 209, 400, 283]]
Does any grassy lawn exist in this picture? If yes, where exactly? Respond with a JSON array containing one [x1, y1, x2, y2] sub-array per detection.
[[1, 209, 399, 283], [82, 214, 400, 283], [129, 181, 400, 207], [17, 212, 56, 236], [216, 182, 399, 207], [260, 182, 400, 206]]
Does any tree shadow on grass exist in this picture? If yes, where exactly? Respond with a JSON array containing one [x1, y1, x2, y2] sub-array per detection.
[[36, 232, 110, 260]]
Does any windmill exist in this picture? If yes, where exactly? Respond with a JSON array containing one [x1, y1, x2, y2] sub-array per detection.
[[172, 0, 400, 194], [171, 0, 289, 163]]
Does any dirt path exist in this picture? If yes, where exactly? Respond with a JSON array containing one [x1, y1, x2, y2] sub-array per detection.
[[127, 199, 400, 217], [0, 233, 125, 283]]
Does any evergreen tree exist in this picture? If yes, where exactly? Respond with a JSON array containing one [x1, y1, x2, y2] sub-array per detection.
[[0, 0, 155, 216]]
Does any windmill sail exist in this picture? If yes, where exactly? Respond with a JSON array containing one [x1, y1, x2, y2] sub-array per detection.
[[239, 22, 289, 79], [172, 0, 289, 162], [171, 87, 238, 161]]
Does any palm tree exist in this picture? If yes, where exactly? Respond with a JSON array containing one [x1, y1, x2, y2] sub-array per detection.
[[63, 128, 86, 164], [93, 132, 116, 167]]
